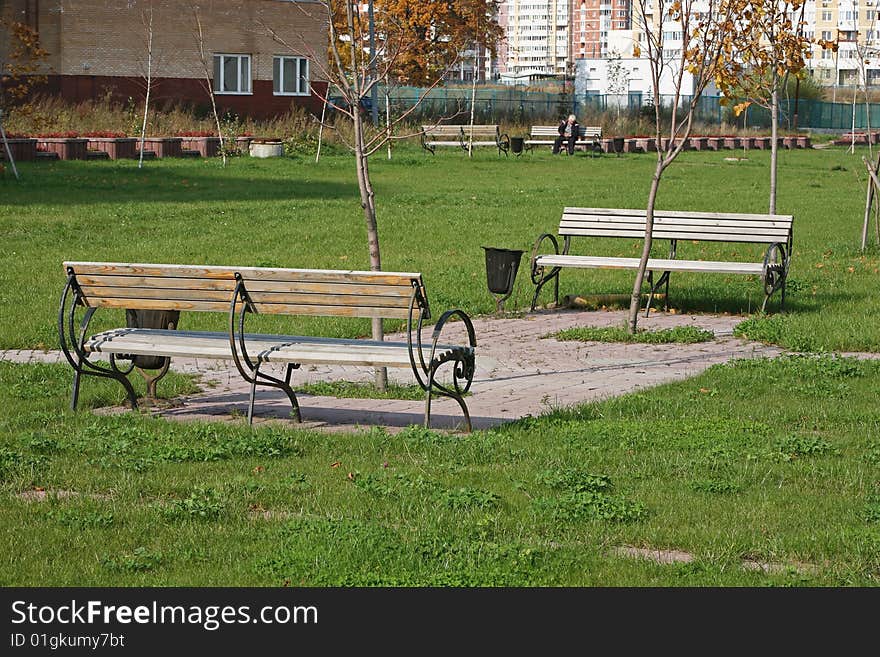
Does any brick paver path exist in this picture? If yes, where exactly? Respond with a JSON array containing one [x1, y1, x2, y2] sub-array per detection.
[[1, 309, 795, 433]]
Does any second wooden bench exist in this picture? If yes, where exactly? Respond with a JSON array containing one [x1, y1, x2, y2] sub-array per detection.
[[530, 207, 794, 314]]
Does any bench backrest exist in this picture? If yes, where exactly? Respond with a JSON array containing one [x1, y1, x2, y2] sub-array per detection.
[[422, 125, 463, 138], [530, 125, 602, 139], [462, 125, 499, 138], [64, 262, 429, 320], [558, 207, 793, 244]]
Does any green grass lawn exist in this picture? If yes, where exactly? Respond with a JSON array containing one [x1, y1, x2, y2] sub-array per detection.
[[2, 142, 879, 586], [1, 143, 879, 351], [1, 354, 877, 586]]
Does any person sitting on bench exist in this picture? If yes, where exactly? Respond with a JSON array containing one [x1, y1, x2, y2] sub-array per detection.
[[553, 114, 579, 155]]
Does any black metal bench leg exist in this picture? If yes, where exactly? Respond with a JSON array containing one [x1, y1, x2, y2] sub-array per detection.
[[530, 269, 560, 311], [423, 367, 473, 434], [282, 363, 302, 422], [247, 363, 260, 425], [71, 368, 82, 411]]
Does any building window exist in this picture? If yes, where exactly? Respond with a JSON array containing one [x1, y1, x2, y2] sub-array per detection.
[[273, 56, 309, 96], [213, 54, 251, 94]]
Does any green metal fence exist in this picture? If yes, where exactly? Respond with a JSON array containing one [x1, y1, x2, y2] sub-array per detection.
[[366, 85, 880, 131]]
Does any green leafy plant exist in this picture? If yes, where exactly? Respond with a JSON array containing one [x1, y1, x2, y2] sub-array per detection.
[[554, 325, 714, 344]]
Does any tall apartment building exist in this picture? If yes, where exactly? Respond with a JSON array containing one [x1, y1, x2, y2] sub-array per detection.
[[498, 0, 572, 79], [569, 0, 633, 60], [808, 0, 880, 86]]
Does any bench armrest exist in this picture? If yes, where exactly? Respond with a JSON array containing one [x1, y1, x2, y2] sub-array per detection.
[[761, 242, 789, 292], [530, 232, 561, 284]]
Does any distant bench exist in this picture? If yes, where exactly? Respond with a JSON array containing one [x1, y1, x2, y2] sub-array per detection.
[[421, 124, 510, 156], [59, 262, 477, 431], [530, 207, 794, 314], [524, 125, 603, 155]]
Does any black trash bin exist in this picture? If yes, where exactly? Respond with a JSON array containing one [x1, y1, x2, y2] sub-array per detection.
[[123, 309, 180, 398], [482, 246, 524, 312], [510, 136, 525, 156]]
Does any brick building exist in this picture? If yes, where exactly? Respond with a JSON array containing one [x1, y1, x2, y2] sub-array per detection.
[[1, 0, 329, 118]]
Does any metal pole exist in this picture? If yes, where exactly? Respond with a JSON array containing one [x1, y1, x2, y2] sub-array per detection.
[[0, 110, 20, 180], [369, 0, 378, 127]]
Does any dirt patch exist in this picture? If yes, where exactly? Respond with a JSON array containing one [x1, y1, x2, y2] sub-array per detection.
[[613, 544, 819, 575], [17, 488, 113, 502]]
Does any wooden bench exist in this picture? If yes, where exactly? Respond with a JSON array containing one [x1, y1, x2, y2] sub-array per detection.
[[524, 125, 603, 155], [59, 262, 477, 431], [421, 124, 509, 156], [530, 207, 794, 314]]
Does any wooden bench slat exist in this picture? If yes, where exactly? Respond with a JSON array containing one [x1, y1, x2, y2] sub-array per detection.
[[535, 255, 764, 275], [558, 224, 793, 241], [563, 207, 794, 223], [83, 297, 231, 312], [66, 262, 423, 286], [89, 328, 458, 353], [560, 216, 793, 230], [83, 329, 463, 368], [78, 287, 415, 309], [92, 328, 464, 354], [77, 277, 415, 298], [557, 228, 790, 243]]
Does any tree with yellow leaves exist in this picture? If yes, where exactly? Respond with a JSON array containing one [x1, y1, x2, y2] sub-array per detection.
[[716, 0, 812, 215], [0, 18, 49, 111]]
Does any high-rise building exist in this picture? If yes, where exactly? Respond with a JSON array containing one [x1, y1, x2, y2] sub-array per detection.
[[497, 0, 572, 79]]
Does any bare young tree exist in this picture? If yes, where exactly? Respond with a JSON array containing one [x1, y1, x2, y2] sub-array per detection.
[[192, 5, 227, 168], [137, 1, 155, 169], [262, 1, 499, 388], [627, 0, 738, 333]]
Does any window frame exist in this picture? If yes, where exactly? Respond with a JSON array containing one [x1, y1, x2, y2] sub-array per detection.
[[213, 53, 252, 96], [272, 55, 310, 97]]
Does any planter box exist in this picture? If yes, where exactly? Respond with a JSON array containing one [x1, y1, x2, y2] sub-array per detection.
[[723, 137, 740, 149], [140, 137, 183, 158], [737, 137, 754, 150], [0, 138, 38, 162], [796, 135, 811, 149], [235, 136, 253, 154], [751, 136, 770, 149], [661, 137, 689, 151], [180, 136, 220, 158], [689, 137, 709, 150], [633, 137, 656, 152], [88, 137, 137, 159], [706, 137, 724, 151], [37, 137, 90, 160], [622, 139, 641, 153], [249, 141, 284, 158]]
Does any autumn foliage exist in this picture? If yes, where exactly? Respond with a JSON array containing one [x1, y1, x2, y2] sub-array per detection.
[[0, 18, 49, 109], [330, 0, 503, 86]]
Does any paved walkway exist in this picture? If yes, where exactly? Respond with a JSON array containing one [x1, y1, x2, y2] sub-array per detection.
[[2, 309, 795, 433]]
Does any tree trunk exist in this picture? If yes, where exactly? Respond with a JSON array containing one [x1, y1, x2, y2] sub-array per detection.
[[138, 6, 153, 170], [769, 86, 778, 215], [352, 110, 388, 390], [468, 51, 478, 158], [628, 158, 664, 333]]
